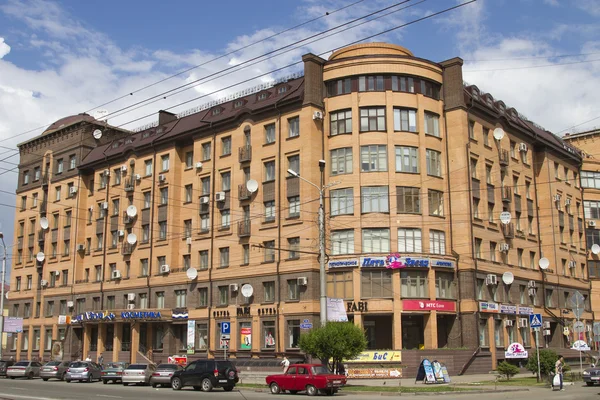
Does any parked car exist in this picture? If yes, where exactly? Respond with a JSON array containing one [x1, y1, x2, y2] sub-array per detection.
[[0, 360, 15, 378], [122, 363, 155, 386], [65, 361, 102, 383], [7, 361, 43, 379], [265, 364, 346, 396], [101, 362, 129, 384], [583, 366, 600, 385], [170, 359, 238, 392], [150, 364, 182, 388], [40, 361, 71, 381]]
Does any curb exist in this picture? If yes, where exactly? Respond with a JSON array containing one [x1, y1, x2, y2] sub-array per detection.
[[241, 388, 529, 396]]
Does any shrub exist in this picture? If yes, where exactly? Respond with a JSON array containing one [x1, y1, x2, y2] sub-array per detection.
[[497, 361, 520, 380], [526, 349, 558, 378]]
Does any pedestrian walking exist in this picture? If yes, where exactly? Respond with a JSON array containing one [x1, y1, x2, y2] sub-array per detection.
[[280, 356, 290, 374], [97, 353, 104, 367], [554, 355, 565, 391]]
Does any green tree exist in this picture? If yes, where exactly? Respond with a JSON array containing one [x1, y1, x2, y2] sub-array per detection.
[[526, 349, 558, 378], [298, 322, 367, 370], [497, 361, 519, 380]]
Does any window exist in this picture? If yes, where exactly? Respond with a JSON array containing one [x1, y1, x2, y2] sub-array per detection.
[[96, 233, 103, 250], [490, 242, 497, 262], [45, 328, 52, 350], [33, 167, 40, 181], [219, 286, 229, 305], [57, 159, 64, 174], [61, 270, 68, 285], [361, 186, 389, 213], [330, 147, 353, 175], [420, 79, 441, 99], [140, 259, 149, 276], [159, 187, 168, 205], [221, 171, 231, 191], [520, 326, 530, 347], [360, 107, 386, 132], [361, 270, 393, 298], [185, 151, 193, 168], [288, 196, 300, 217], [288, 237, 300, 259], [483, 128, 490, 146], [288, 117, 299, 138], [330, 188, 354, 216], [435, 272, 455, 298], [393, 108, 417, 132], [201, 177, 210, 195], [184, 185, 192, 203], [470, 158, 478, 179], [401, 270, 428, 298], [479, 319, 487, 346], [424, 112, 440, 137], [59, 300, 66, 315], [428, 190, 444, 216], [264, 201, 275, 222], [265, 123, 276, 144], [584, 200, 600, 219], [142, 225, 150, 242], [288, 279, 299, 300], [158, 221, 167, 240], [202, 142, 211, 161], [545, 289, 553, 307], [243, 244, 250, 265], [264, 281, 275, 302], [220, 210, 230, 228], [589, 261, 600, 278], [199, 250, 209, 270], [392, 76, 415, 93], [326, 78, 351, 96], [554, 162, 560, 179], [330, 109, 352, 135], [22, 331, 29, 350], [288, 320, 300, 348], [183, 254, 191, 270], [175, 290, 187, 308], [55, 186, 61, 201], [358, 75, 384, 91], [23, 171, 30, 185], [198, 288, 208, 307], [288, 155, 299, 174], [220, 247, 229, 267], [331, 230, 354, 255], [468, 121, 475, 139], [426, 150, 442, 177], [475, 238, 482, 258], [494, 319, 503, 347], [156, 292, 165, 309], [429, 230, 446, 254], [21, 196, 26, 210], [362, 228, 390, 253], [327, 271, 353, 299], [264, 161, 275, 182], [142, 191, 151, 208], [263, 240, 275, 263], [139, 293, 148, 309], [395, 146, 419, 173], [200, 214, 210, 232], [16, 277, 21, 291], [144, 159, 152, 176], [24, 303, 31, 318], [360, 145, 387, 172]]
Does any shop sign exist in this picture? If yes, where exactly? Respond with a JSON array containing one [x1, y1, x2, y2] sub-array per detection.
[[518, 306, 534, 315], [328, 259, 359, 268], [172, 308, 188, 320], [386, 254, 430, 269], [499, 304, 517, 314], [430, 259, 455, 268], [347, 367, 402, 379], [346, 350, 401, 363], [168, 355, 187, 366], [57, 315, 71, 325], [403, 300, 456, 312], [73, 312, 116, 323], [505, 342, 528, 359], [347, 301, 368, 313], [240, 325, 252, 350], [121, 311, 162, 319], [572, 340, 591, 351], [360, 256, 387, 268], [479, 302, 499, 313]]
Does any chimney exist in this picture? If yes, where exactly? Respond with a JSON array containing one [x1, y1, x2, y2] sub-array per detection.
[[158, 110, 177, 126], [302, 53, 326, 108], [440, 57, 465, 111]]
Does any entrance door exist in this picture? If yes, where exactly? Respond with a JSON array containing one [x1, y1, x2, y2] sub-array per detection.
[[363, 315, 393, 349], [402, 315, 424, 349], [139, 323, 147, 353], [437, 315, 455, 348]]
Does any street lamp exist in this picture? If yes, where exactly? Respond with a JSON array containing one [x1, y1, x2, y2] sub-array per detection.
[[0, 232, 6, 360], [287, 166, 336, 327]]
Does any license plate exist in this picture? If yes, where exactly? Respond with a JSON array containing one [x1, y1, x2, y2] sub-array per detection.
[[71, 374, 81, 378], [160, 373, 169, 376], [592, 377, 599, 380], [219, 379, 227, 383]]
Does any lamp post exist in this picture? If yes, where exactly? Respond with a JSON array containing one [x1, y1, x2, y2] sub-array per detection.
[[0, 232, 6, 360], [287, 167, 337, 327]]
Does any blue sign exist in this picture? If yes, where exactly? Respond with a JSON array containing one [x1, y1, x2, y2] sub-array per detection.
[[221, 322, 231, 335], [430, 259, 456, 268], [360, 257, 387, 268], [529, 314, 542, 328], [300, 323, 313, 330]]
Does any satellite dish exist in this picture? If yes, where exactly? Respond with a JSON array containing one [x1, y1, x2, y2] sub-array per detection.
[[246, 179, 259, 194], [493, 128, 505, 141], [40, 217, 49, 230], [502, 272, 514, 285], [186, 268, 198, 280], [241, 284, 254, 298], [126, 205, 138, 218], [539, 257, 550, 270], [36, 252, 45, 262], [592, 244, 600, 255], [126, 233, 137, 245], [93, 129, 103, 140], [499, 211, 512, 225]]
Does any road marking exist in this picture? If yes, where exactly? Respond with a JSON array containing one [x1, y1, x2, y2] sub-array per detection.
[[0, 395, 57, 400], [96, 396, 122, 399], [8, 387, 27, 390]]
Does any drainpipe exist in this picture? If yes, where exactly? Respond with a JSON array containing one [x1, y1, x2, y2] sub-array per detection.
[[205, 121, 216, 356], [274, 103, 283, 355], [100, 154, 111, 310]]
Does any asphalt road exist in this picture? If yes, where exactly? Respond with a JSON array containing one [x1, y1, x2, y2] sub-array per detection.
[[0, 378, 599, 400]]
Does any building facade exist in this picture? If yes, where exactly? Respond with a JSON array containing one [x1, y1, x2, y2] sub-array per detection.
[[6, 43, 593, 374]]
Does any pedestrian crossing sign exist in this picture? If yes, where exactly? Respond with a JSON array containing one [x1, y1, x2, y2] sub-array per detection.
[[529, 313, 542, 328]]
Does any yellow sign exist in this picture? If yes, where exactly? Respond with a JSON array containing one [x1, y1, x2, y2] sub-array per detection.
[[346, 351, 402, 363]]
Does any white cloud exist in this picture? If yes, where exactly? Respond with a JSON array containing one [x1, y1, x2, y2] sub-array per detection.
[[0, 38, 10, 59], [576, 0, 600, 17]]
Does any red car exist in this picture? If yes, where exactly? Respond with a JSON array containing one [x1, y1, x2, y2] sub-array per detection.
[[265, 364, 346, 396]]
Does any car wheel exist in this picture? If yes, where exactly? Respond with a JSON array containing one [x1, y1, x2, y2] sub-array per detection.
[[306, 385, 317, 396], [66, 379, 71, 383], [586, 382, 595, 386], [103, 379, 107, 385], [171, 377, 182, 391], [61, 372, 66, 381], [223, 386, 234, 392], [87, 375, 92, 383], [325, 389, 335, 396], [201, 378, 213, 392], [270, 382, 281, 394], [151, 381, 158, 388], [42, 378, 49, 381]]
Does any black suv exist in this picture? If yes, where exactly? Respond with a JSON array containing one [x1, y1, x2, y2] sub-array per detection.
[[170, 360, 238, 392], [0, 360, 15, 378]]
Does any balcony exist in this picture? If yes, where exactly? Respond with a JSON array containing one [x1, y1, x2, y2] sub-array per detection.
[[238, 220, 251, 237], [239, 145, 252, 163], [40, 200, 47, 214], [37, 229, 45, 243], [499, 149, 510, 167], [502, 223, 515, 239], [41, 172, 49, 187], [238, 184, 251, 200], [123, 211, 134, 225], [122, 243, 134, 255], [124, 177, 135, 192], [501, 186, 512, 202]]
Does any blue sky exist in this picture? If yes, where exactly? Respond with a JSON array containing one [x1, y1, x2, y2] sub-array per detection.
[[0, 0, 599, 272]]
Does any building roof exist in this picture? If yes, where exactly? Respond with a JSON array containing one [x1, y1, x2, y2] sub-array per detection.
[[563, 128, 600, 140], [42, 113, 97, 135]]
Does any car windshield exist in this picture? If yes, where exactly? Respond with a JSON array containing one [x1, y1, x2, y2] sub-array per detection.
[[45, 362, 60, 366], [69, 362, 87, 368], [156, 364, 179, 370], [127, 364, 147, 370], [14, 362, 29, 367], [106, 363, 125, 369], [311, 366, 331, 375]]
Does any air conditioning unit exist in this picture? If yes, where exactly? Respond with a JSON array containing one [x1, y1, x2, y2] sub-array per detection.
[[77, 244, 85, 252], [527, 280, 537, 288], [499, 243, 510, 252], [587, 325, 593, 332], [67, 301, 74, 308], [554, 194, 561, 202], [543, 321, 551, 329], [69, 187, 77, 195], [297, 277, 308, 286], [127, 304, 135, 310], [200, 196, 209, 204], [569, 260, 576, 268], [121, 165, 127, 172], [505, 320, 514, 327], [519, 143, 528, 152], [528, 288, 537, 297], [118, 230, 125, 237], [135, 174, 141, 181], [312, 111, 324, 120], [215, 192, 226, 202], [518, 318, 529, 328], [111, 270, 121, 280], [158, 174, 166, 183], [543, 329, 551, 336], [127, 293, 136, 301], [229, 283, 239, 292], [102, 202, 108, 210], [40, 280, 48, 287], [565, 198, 571, 206], [186, 237, 192, 245], [195, 162, 203, 169], [160, 265, 170, 274], [589, 220, 597, 227], [103, 169, 110, 176], [485, 274, 497, 286]]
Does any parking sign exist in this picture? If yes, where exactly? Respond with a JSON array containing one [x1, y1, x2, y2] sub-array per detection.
[[221, 322, 230, 335]]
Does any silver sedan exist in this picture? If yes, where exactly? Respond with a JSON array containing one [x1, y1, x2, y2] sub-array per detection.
[[7, 361, 42, 379], [122, 363, 156, 386]]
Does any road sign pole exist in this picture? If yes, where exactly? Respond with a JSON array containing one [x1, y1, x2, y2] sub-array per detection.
[[535, 329, 541, 383]]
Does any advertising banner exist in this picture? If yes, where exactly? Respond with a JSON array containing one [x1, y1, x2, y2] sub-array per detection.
[[518, 306, 534, 315], [51, 340, 64, 361], [186, 320, 195, 355], [328, 259, 359, 268], [499, 304, 517, 314], [4, 317, 23, 333], [240, 324, 252, 350], [403, 300, 456, 312], [168, 355, 187, 366], [505, 342, 528, 359], [326, 298, 349, 322], [345, 350, 401, 363], [479, 302, 499, 313], [346, 367, 402, 379]]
